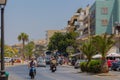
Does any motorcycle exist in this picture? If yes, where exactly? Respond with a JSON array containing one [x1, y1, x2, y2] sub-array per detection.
[[29, 67, 36, 79], [51, 64, 56, 72]]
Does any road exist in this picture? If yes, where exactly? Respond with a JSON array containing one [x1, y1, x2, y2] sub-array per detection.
[[5, 64, 120, 80]]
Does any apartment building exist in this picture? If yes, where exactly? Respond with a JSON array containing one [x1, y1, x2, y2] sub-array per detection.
[[90, 0, 120, 53], [90, 0, 120, 35], [66, 0, 120, 53]]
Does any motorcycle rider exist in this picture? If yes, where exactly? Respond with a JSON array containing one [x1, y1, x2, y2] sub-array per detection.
[[50, 56, 57, 70], [28, 57, 37, 76]]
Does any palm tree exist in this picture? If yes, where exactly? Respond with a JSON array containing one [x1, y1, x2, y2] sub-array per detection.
[[80, 40, 97, 64], [18, 32, 29, 59], [92, 33, 115, 73]]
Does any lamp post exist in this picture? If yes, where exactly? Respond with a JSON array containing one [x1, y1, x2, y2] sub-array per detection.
[[0, 0, 7, 80]]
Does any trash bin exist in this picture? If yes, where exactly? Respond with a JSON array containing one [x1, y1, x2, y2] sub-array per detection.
[[5, 71, 9, 79], [0, 72, 9, 80]]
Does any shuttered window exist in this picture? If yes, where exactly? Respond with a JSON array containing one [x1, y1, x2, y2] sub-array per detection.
[[101, 7, 108, 14], [101, 19, 108, 26]]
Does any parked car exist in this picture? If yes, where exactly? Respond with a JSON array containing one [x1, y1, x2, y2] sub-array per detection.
[[107, 59, 118, 68], [111, 60, 120, 71], [14, 58, 22, 63], [45, 57, 50, 64], [74, 60, 86, 69], [4, 57, 12, 63], [37, 57, 46, 67]]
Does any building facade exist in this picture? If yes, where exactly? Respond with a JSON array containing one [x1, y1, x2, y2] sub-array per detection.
[[65, 0, 120, 53], [90, 0, 120, 35], [90, 0, 120, 53]]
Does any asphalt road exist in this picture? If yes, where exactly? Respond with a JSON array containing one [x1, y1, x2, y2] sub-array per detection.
[[5, 64, 120, 80]]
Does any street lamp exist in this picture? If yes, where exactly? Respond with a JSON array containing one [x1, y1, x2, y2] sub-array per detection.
[[0, 0, 7, 80]]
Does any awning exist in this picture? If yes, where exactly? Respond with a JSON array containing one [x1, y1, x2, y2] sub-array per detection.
[[71, 53, 81, 57], [92, 54, 102, 59], [107, 53, 120, 57]]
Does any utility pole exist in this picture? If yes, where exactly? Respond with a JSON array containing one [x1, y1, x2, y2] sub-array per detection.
[[88, 13, 91, 38]]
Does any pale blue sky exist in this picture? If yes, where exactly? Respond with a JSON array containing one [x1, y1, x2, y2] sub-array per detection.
[[4, 0, 95, 45]]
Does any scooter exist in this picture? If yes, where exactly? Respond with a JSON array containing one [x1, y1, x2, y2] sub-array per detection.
[[29, 67, 36, 79], [51, 64, 56, 72]]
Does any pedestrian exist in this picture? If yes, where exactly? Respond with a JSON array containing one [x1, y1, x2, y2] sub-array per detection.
[[11, 58, 14, 65]]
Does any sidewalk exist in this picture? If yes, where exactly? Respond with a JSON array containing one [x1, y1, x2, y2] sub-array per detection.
[[8, 74, 24, 80], [97, 72, 118, 76], [5, 62, 27, 67], [61, 64, 119, 77]]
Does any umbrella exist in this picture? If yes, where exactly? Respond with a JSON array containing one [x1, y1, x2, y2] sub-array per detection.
[[71, 53, 81, 57], [107, 53, 120, 57], [92, 54, 102, 59]]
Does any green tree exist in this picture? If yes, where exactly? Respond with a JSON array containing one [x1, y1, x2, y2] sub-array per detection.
[[92, 33, 115, 73], [48, 32, 63, 51], [34, 45, 45, 57], [48, 32, 78, 54], [80, 40, 97, 64], [24, 41, 35, 60], [66, 46, 75, 58], [65, 32, 78, 48], [18, 32, 29, 59], [4, 46, 18, 57]]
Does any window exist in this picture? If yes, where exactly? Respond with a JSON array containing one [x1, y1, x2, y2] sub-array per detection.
[[101, 19, 108, 26], [101, 7, 108, 14]]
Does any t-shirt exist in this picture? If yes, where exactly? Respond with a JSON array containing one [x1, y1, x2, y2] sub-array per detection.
[[51, 60, 57, 64], [30, 60, 36, 67]]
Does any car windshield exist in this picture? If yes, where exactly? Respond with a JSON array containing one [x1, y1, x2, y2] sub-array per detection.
[[37, 57, 45, 62]]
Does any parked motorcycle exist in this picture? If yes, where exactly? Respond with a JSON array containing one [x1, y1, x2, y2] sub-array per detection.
[[29, 67, 36, 79]]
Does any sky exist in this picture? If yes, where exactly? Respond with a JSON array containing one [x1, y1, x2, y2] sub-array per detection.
[[4, 0, 95, 45]]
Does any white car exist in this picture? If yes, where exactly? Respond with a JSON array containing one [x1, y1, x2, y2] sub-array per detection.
[[4, 57, 12, 63], [74, 60, 86, 69], [37, 57, 46, 67]]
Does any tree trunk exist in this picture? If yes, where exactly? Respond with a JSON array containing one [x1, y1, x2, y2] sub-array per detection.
[[22, 40, 25, 60], [101, 58, 109, 73]]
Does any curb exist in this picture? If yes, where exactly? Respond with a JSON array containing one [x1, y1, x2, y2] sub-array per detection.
[[97, 73, 117, 76], [5, 63, 26, 67]]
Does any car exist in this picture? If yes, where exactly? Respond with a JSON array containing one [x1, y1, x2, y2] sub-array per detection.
[[107, 60, 114, 68], [14, 58, 22, 63], [4, 57, 12, 63], [74, 60, 86, 69], [45, 57, 51, 64], [37, 57, 46, 67], [111, 60, 120, 71], [107, 60, 118, 68]]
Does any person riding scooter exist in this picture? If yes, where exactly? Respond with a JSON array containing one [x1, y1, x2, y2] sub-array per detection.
[[50, 57, 57, 71], [28, 57, 37, 79]]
